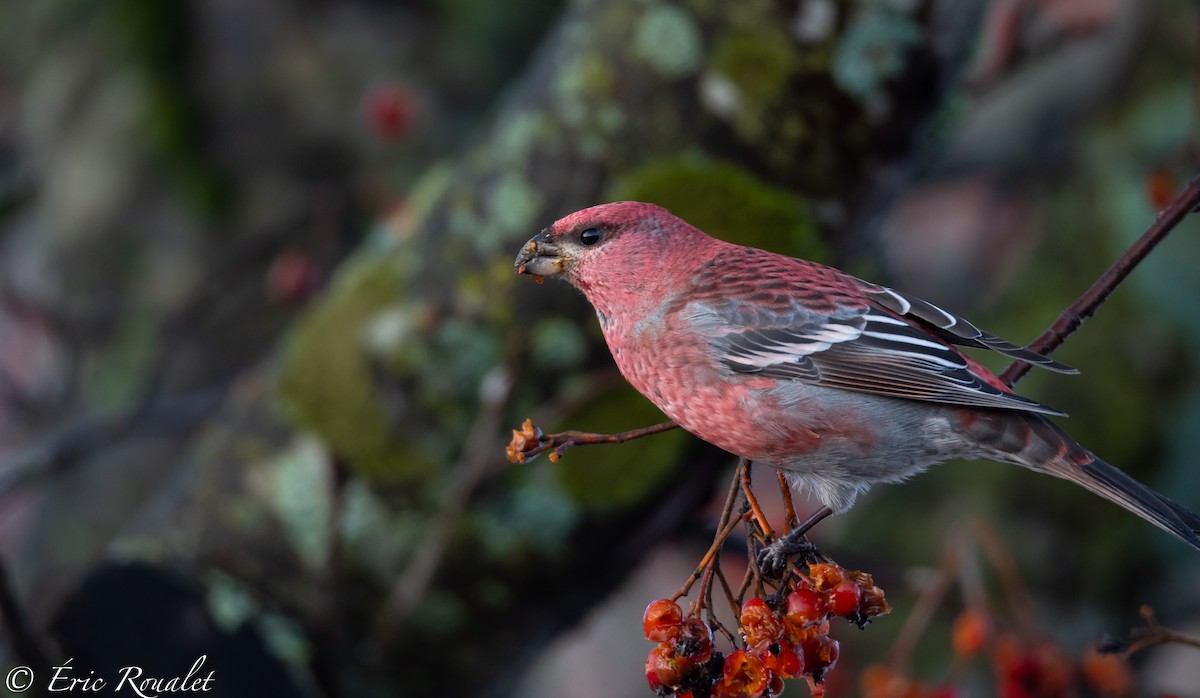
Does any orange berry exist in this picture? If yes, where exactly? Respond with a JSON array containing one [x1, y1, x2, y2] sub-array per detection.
[[645, 644, 683, 690], [1080, 647, 1135, 697], [807, 563, 845, 591], [643, 598, 683, 642], [716, 649, 769, 698], [740, 597, 783, 647], [951, 609, 992, 658]]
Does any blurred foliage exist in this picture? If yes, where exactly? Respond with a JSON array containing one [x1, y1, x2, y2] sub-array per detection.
[[2, 0, 1199, 697]]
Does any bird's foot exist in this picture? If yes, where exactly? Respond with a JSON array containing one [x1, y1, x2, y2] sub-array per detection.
[[757, 528, 823, 577]]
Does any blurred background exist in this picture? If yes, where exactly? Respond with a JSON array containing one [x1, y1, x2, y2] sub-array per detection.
[[0, 0, 1198, 696]]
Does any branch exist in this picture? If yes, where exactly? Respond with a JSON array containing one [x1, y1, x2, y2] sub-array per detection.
[[371, 364, 517, 651], [1106, 604, 1200, 658], [0, 553, 51, 670], [506, 419, 679, 464], [1001, 174, 1200, 387]]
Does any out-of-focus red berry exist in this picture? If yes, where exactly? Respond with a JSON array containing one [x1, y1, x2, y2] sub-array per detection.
[[643, 598, 683, 642], [740, 597, 783, 646], [827, 581, 862, 617], [951, 608, 992, 658], [993, 636, 1073, 698], [266, 249, 319, 305], [715, 649, 769, 698], [1145, 168, 1176, 211], [1080, 647, 1135, 697], [365, 84, 416, 140], [786, 588, 828, 622]]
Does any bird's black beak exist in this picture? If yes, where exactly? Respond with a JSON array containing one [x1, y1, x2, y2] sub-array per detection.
[[514, 228, 569, 280]]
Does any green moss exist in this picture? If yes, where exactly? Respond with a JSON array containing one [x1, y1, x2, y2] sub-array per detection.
[[608, 155, 827, 261], [709, 31, 798, 141], [552, 386, 688, 513], [277, 260, 437, 481]]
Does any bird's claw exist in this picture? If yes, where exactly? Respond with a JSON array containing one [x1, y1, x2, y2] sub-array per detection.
[[757, 532, 820, 577]]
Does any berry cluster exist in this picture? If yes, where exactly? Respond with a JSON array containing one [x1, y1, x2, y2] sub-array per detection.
[[643, 562, 889, 697], [860, 608, 1141, 698]]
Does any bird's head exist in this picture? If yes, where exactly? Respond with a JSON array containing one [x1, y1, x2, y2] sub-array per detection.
[[514, 201, 697, 293]]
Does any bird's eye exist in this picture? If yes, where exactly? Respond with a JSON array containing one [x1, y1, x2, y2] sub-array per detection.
[[579, 228, 602, 246]]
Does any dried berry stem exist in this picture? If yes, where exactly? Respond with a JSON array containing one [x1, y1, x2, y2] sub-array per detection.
[[1120, 605, 1200, 657], [1001, 173, 1200, 387]]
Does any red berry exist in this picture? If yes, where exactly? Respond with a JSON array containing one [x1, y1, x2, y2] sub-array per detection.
[[365, 84, 416, 140], [827, 581, 862, 617], [716, 649, 769, 698], [266, 249, 319, 305], [797, 626, 840, 675], [766, 672, 785, 697], [740, 597, 783, 647], [643, 598, 683, 642], [786, 588, 828, 622], [675, 617, 715, 663], [760, 641, 803, 678], [645, 644, 684, 690]]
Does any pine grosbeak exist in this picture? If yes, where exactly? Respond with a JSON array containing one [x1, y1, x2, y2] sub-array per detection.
[[514, 202, 1200, 550]]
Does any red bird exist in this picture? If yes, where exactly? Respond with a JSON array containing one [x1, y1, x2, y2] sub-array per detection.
[[514, 201, 1200, 551]]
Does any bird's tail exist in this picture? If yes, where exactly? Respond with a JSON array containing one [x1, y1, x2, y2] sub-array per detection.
[[962, 411, 1200, 551], [1070, 453, 1200, 550]]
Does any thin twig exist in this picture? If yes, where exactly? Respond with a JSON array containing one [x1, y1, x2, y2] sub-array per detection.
[[1119, 605, 1200, 657], [777, 470, 799, 531], [372, 363, 517, 650], [886, 536, 961, 670], [740, 462, 774, 539], [507, 420, 679, 464], [674, 511, 748, 601], [969, 521, 1041, 639], [715, 561, 740, 623], [1001, 174, 1200, 386]]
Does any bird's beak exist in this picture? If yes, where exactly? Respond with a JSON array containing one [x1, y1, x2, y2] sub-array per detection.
[[514, 228, 569, 279]]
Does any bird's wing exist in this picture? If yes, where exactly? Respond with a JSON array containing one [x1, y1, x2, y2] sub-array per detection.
[[685, 259, 1066, 416], [859, 283, 1077, 374]]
